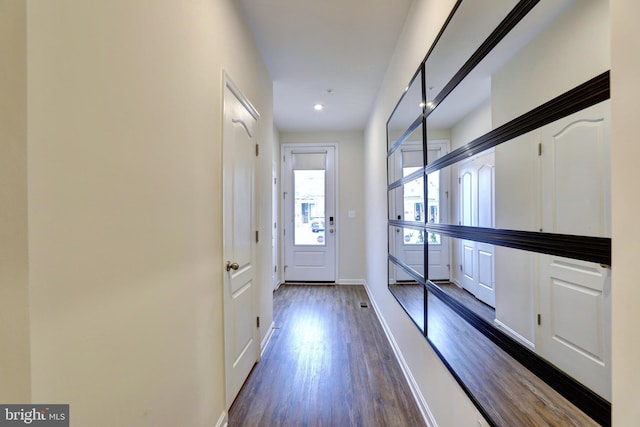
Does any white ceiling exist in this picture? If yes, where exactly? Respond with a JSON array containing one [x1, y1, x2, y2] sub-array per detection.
[[236, 0, 413, 132]]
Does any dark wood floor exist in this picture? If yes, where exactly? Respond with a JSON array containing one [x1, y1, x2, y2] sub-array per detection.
[[434, 281, 496, 324], [427, 292, 598, 426], [388, 282, 600, 426], [228, 284, 426, 427]]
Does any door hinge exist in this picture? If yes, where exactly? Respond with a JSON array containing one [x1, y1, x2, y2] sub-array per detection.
[[458, 177, 461, 184], [274, 265, 277, 273], [447, 264, 451, 271], [274, 177, 277, 185], [284, 265, 288, 272], [283, 191, 287, 199], [459, 264, 463, 271], [256, 230, 259, 243], [256, 144, 259, 156], [537, 314, 541, 325], [256, 316, 260, 328], [538, 143, 542, 156]]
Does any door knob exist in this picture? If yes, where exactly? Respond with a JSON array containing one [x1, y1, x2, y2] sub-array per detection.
[[226, 261, 239, 272]]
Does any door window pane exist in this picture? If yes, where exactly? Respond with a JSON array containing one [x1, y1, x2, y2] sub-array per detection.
[[403, 166, 424, 244], [294, 170, 325, 245]]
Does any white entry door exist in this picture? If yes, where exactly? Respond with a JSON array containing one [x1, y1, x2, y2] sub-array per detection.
[[426, 141, 450, 280], [392, 141, 425, 281], [538, 101, 611, 400], [222, 75, 259, 409], [391, 141, 450, 281], [282, 145, 336, 282], [458, 151, 495, 307]]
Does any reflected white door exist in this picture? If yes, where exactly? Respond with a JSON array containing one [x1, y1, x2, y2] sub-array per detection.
[[283, 145, 336, 282], [426, 141, 451, 280], [458, 151, 495, 307], [538, 101, 611, 400], [222, 76, 259, 409], [391, 141, 450, 281], [393, 142, 424, 281]]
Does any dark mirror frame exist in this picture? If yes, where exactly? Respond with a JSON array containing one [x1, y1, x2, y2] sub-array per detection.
[[386, 1, 611, 425]]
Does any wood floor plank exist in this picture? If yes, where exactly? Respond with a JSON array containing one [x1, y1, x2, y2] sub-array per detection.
[[228, 285, 426, 427]]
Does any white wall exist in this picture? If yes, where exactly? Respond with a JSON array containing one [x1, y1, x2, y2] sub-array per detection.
[[611, 0, 640, 425], [279, 131, 366, 284], [492, 0, 610, 127], [0, 0, 30, 402], [26, 1, 274, 426], [365, 0, 487, 425]]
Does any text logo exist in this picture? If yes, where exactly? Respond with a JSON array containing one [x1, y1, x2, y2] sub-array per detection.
[[0, 405, 68, 427]]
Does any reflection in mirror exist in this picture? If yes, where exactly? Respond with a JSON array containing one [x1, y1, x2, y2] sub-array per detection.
[[438, 238, 611, 400], [388, 259, 425, 332], [388, 225, 424, 278], [388, 0, 611, 423], [426, 0, 608, 146], [387, 123, 423, 185], [388, 177, 424, 224], [426, 288, 600, 426], [387, 68, 423, 151], [424, 0, 517, 111], [424, 100, 610, 237]]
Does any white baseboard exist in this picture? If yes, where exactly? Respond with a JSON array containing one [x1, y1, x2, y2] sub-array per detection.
[[362, 280, 437, 427], [337, 278, 365, 285], [215, 410, 228, 427], [493, 319, 535, 350], [260, 321, 276, 358]]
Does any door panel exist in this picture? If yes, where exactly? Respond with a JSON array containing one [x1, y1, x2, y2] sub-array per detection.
[[476, 245, 495, 307], [222, 77, 259, 409], [539, 256, 610, 399], [461, 241, 476, 295]]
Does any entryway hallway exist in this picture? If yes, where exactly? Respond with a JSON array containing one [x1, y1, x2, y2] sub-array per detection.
[[228, 285, 426, 426]]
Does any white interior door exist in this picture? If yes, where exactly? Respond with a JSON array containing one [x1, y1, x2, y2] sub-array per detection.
[[222, 76, 259, 409], [283, 145, 336, 282], [458, 151, 495, 307], [538, 101, 611, 400]]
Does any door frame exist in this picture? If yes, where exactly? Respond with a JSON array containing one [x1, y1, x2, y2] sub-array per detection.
[[222, 72, 260, 409], [280, 143, 339, 283]]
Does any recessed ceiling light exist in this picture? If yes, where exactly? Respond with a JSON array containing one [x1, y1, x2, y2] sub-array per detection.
[[314, 103, 324, 111]]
